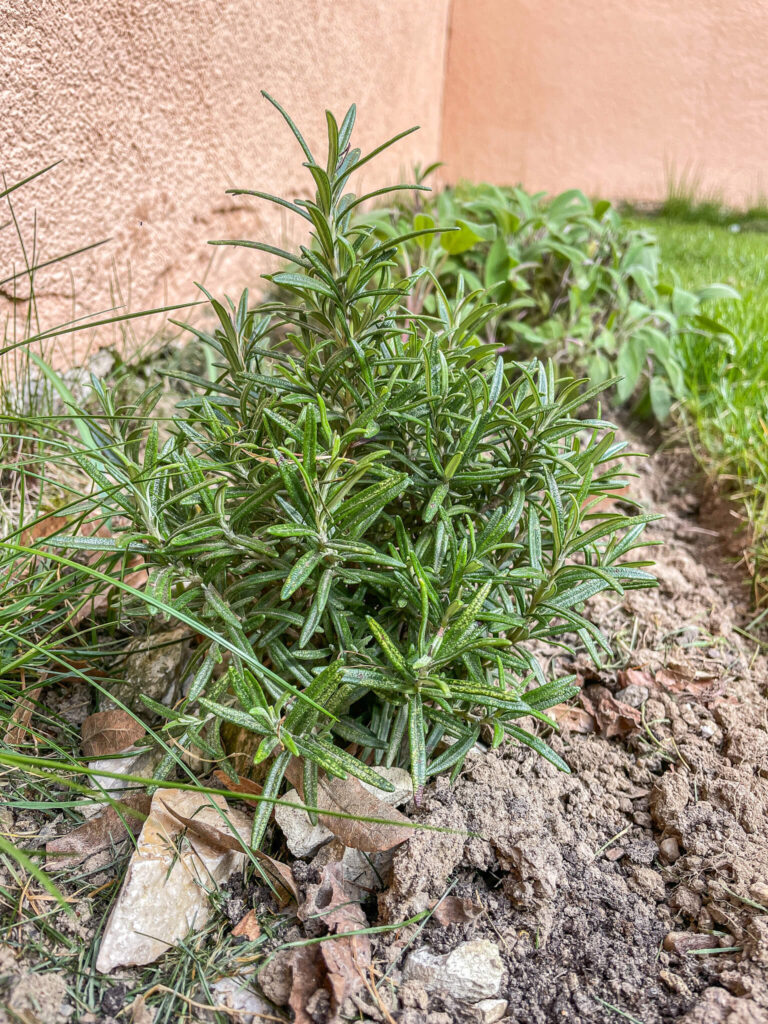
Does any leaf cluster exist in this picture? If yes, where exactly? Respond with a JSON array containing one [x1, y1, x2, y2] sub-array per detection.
[[367, 179, 737, 422]]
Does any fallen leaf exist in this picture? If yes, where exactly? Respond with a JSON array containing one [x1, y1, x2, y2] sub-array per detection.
[[654, 668, 723, 700], [286, 759, 412, 853], [297, 849, 371, 1018], [620, 667, 655, 690], [128, 994, 155, 1024], [288, 944, 324, 1024], [160, 799, 245, 853], [212, 769, 263, 797], [232, 908, 261, 941], [96, 789, 250, 972], [552, 705, 595, 735], [82, 709, 145, 757], [580, 684, 641, 739], [253, 850, 300, 907], [20, 514, 71, 546], [46, 792, 151, 867], [4, 674, 44, 748], [430, 894, 483, 926]]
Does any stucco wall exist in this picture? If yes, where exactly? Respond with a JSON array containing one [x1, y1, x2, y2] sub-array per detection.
[[442, 0, 768, 206], [0, 0, 451, 364]]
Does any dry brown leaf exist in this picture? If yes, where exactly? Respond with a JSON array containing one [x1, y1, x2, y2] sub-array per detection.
[[4, 673, 44, 748], [286, 759, 412, 853], [46, 792, 151, 867], [288, 945, 324, 1024], [253, 850, 299, 907], [430, 894, 483, 925], [580, 684, 642, 739], [297, 852, 371, 1019], [232, 908, 261, 941], [81, 709, 146, 757], [160, 799, 245, 853], [20, 514, 71, 546], [160, 799, 298, 906], [552, 705, 596, 735], [212, 769, 263, 797], [620, 666, 655, 690], [128, 994, 155, 1024], [655, 668, 722, 699]]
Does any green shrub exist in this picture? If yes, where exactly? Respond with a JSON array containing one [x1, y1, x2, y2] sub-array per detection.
[[50, 97, 657, 846], [368, 180, 736, 422]]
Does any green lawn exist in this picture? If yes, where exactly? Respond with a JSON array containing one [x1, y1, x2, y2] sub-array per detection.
[[640, 218, 768, 598]]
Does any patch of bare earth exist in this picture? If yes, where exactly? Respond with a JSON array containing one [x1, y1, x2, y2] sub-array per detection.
[[372, 439, 768, 1024]]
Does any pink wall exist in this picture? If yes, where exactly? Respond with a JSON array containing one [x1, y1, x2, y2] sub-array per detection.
[[0, 0, 451, 364], [442, 0, 768, 206]]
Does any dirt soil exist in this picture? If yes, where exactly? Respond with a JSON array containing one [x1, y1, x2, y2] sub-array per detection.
[[3, 433, 768, 1024], [369, 440, 768, 1024]]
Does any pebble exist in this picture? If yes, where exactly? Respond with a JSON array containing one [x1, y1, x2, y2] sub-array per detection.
[[403, 939, 504, 1002], [663, 931, 712, 955], [474, 999, 509, 1023], [658, 837, 681, 864], [615, 684, 650, 708]]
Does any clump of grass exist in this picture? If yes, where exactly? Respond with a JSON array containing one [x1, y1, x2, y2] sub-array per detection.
[[643, 217, 768, 600]]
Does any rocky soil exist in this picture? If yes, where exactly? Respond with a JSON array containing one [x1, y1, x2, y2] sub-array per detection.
[[2, 435, 768, 1024]]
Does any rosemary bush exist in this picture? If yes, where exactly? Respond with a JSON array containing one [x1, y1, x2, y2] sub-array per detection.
[[53, 97, 657, 846]]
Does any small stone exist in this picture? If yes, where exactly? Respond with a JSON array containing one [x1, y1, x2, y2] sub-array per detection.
[[209, 976, 276, 1022], [663, 931, 712, 955], [106, 627, 191, 713], [474, 998, 508, 1023], [750, 882, 768, 907], [274, 788, 333, 857], [658, 837, 681, 864], [95, 789, 249, 972], [403, 939, 504, 1002], [615, 684, 650, 708]]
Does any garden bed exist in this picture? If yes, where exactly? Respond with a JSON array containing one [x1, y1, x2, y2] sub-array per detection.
[[2, 425, 767, 1024]]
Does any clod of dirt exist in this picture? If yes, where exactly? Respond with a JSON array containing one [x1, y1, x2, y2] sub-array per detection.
[[5, 969, 71, 1023], [402, 939, 504, 1002], [678, 986, 768, 1023]]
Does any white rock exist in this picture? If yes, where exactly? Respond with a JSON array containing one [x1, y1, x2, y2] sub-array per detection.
[[474, 998, 508, 1023], [96, 789, 249, 972], [274, 789, 333, 857], [275, 767, 414, 858], [84, 747, 161, 817], [403, 939, 504, 1002], [209, 976, 276, 1022]]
